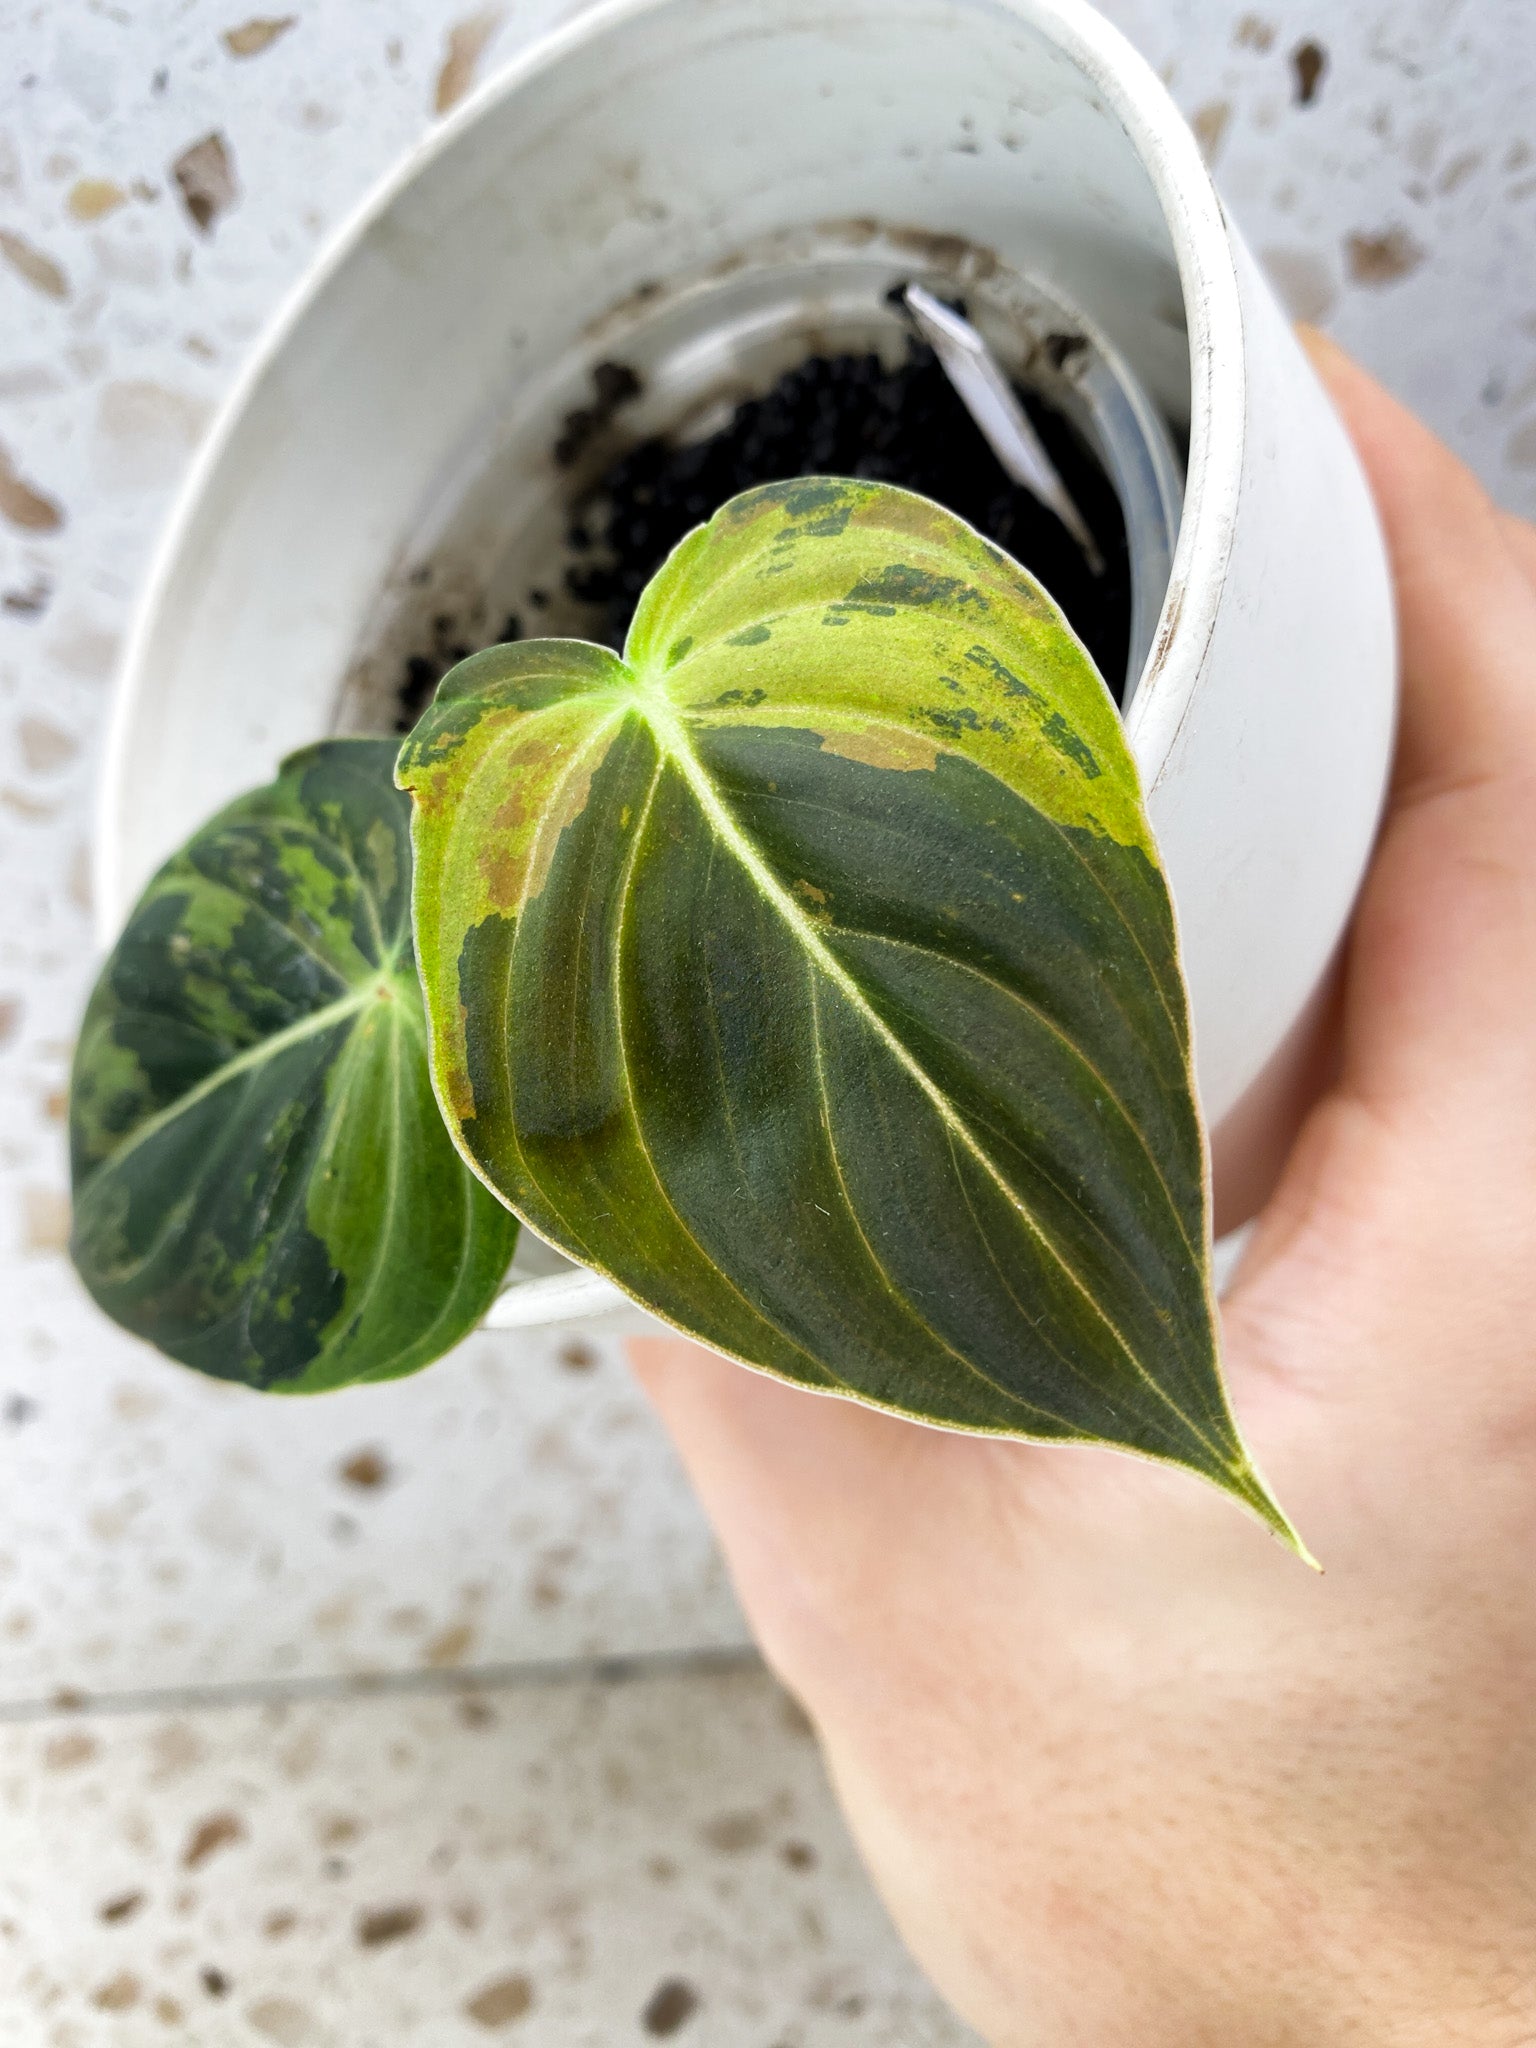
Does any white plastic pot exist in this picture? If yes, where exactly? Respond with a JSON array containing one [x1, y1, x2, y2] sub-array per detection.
[[96, 0, 1397, 1328]]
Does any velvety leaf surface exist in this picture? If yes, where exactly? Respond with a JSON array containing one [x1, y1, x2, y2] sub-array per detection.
[[70, 738, 518, 1391], [400, 479, 1300, 1549]]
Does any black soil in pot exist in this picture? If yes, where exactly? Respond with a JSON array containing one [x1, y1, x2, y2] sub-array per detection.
[[395, 331, 1133, 730]]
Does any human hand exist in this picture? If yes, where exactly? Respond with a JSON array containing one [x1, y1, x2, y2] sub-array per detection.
[[627, 337, 1536, 2046]]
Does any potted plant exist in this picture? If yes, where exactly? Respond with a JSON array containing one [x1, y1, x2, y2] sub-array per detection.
[[72, 465, 1312, 1553], [80, 0, 1395, 1524]]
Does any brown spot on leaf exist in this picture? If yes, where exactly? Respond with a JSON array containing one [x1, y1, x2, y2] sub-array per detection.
[[0, 998, 18, 1047], [91, 1972, 141, 2012], [68, 178, 128, 222], [223, 16, 297, 57], [1291, 40, 1327, 105], [0, 229, 67, 299], [1234, 13, 1275, 49], [465, 1974, 534, 2028], [513, 747, 599, 909], [642, 1979, 700, 2036], [558, 1339, 597, 1372], [264, 1907, 298, 1937], [1190, 101, 1232, 163], [154, 1996, 185, 2023], [819, 726, 938, 774], [435, 11, 503, 115], [183, 1809, 245, 1869], [338, 1446, 391, 1490], [447, 1060, 477, 1123], [1345, 226, 1425, 287], [172, 133, 237, 233], [0, 444, 63, 532], [357, 1902, 424, 1947], [202, 1966, 231, 1998], [780, 1839, 817, 1870], [99, 1889, 145, 1923]]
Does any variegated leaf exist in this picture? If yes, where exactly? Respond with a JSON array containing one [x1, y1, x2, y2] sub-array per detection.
[[400, 478, 1303, 1551], [70, 738, 518, 1391]]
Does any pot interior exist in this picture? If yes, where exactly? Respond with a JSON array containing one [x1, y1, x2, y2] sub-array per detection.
[[333, 232, 1179, 740]]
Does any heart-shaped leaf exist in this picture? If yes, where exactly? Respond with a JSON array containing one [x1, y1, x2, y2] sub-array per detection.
[[70, 737, 518, 1391], [400, 478, 1302, 1551]]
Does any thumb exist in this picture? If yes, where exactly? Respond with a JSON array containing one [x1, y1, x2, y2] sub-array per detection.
[[1295, 331, 1536, 1119], [1298, 327, 1536, 806]]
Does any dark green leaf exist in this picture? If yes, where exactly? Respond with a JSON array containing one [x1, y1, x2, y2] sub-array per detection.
[[400, 479, 1304, 1553], [70, 738, 518, 1391]]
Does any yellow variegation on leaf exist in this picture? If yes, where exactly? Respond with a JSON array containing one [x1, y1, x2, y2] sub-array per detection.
[[70, 739, 518, 1390]]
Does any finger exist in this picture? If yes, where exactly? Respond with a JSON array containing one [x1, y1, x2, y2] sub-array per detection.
[[1298, 327, 1536, 808], [1228, 336, 1536, 1183]]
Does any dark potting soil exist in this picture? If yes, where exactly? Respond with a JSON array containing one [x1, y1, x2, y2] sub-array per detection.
[[569, 337, 1131, 689], [394, 333, 1132, 729]]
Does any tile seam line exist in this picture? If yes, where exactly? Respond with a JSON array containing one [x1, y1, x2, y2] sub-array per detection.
[[0, 1642, 763, 1725]]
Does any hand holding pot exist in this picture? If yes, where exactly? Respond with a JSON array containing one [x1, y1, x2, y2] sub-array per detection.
[[629, 339, 1536, 2046]]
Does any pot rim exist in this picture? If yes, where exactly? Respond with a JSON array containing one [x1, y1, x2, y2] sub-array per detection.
[[95, 0, 1242, 946]]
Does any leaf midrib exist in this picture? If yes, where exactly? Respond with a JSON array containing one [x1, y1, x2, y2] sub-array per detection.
[[84, 979, 415, 1189], [634, 687, 1239, 1475], [677, 702, 1185, 1045], [827, 924, 1200, 1270], [805, 969, 1083, 1436]]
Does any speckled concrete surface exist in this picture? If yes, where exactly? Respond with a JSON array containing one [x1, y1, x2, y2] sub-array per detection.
[[0, 1663, 972, 2046], [1, 0, 1533, 2038]]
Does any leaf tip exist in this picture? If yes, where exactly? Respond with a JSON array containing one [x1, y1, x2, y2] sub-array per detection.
[[1230, 1458, 1320, 1571]]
